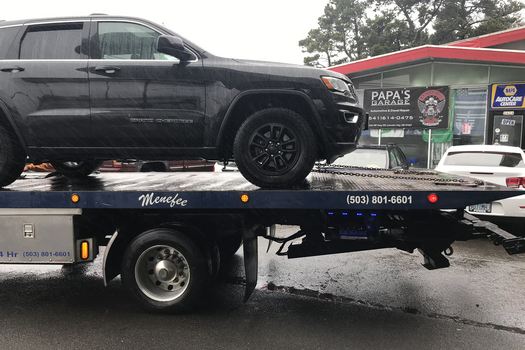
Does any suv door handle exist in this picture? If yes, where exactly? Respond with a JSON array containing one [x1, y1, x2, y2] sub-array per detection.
[[0, 67, 25, 73], [94, 66, 120, 74]]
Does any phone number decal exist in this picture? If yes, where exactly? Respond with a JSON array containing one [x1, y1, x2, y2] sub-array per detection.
[[347, 195, 413, 205], [22, 251, 71, 258]]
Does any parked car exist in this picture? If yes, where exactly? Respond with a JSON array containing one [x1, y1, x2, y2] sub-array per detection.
[[99, 160, 215, 172], [332, 144, 409, 169], [436, 145, 525, 236], [0, 15, 365, 188]]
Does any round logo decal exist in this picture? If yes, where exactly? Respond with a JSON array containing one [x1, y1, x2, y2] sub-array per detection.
[[503, 85, 517, 97], [417, 90, 446, 127]]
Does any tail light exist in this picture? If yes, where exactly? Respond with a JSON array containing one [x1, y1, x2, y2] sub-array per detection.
[[505, 177, 525, 188], [427, 193, 439, 204]]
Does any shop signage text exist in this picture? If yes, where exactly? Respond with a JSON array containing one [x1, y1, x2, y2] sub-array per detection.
[[364, 86, 449, 129]]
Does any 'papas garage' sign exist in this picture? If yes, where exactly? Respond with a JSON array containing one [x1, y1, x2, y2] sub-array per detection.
[[364, 86, 449, 129]]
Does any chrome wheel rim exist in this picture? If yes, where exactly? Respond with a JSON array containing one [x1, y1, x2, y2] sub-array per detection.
[[134, 245, 191, 302]]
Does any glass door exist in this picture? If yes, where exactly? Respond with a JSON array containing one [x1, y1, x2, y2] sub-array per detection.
[[492, 115, 524, 147]]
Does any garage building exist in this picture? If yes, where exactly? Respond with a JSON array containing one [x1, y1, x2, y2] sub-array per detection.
[[330, 27, 525, 168]]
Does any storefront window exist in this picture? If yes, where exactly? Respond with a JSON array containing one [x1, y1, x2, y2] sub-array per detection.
[[433, 63, 488, 86], [452, 88, 487, 145], [352, 74, 382, 89], [382, 64, 431, 88]]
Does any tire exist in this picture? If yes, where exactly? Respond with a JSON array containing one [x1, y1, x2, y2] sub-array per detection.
[[0, 125, 26, 187], [121, 229, 208, 312], [233, 108, 317, 188], [140, 162, 167, 172], [51, 160, 102, 178], [218, 233, 242, 261]]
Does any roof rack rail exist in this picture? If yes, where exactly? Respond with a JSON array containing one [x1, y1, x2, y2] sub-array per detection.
[[90, 13, 108, 16]]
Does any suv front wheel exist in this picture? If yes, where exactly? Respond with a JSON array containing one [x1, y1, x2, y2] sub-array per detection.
[[233, 108, 317, 188]]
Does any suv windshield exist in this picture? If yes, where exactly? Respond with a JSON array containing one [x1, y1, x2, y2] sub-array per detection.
[[333, 149, 387, 168], [444, 151, 525, 168]]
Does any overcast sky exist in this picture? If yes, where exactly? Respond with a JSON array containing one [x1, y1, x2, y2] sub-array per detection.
[[1, 0, 327, 64]]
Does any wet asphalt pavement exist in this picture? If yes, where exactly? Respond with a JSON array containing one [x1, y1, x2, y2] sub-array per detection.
[[0, 226, 523, 349]]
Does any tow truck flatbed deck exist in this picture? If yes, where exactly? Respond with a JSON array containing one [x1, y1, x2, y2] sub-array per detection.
[[2, 169, 520, 210]]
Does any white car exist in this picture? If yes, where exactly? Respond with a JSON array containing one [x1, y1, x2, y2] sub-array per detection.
[[436, 144, 525, 235]]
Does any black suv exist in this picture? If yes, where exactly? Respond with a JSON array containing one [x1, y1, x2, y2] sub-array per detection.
[[0, 15, 365, 188]]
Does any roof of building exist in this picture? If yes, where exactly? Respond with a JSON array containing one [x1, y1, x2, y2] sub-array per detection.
[[448, 26, 525, 48], [330, 26, 525, 76]]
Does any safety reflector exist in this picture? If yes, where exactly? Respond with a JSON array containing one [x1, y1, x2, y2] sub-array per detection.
[[71, 193, 80, 203], [427, 193, 439, 204], [81, 241, 89, 260]]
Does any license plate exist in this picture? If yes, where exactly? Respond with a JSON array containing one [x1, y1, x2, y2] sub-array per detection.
[[468, 203, 492, 213]]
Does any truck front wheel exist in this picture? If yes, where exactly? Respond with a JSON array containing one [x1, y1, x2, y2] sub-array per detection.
[[121, 229, 208, 312], [234, 108, 317, 188]]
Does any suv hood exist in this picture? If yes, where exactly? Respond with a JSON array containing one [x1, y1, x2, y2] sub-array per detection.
[[227, 57, 350, 81]]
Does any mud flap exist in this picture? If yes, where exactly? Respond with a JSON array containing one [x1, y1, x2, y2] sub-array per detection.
[[242, 226, 259, 302], [103, 231, 120, 286]]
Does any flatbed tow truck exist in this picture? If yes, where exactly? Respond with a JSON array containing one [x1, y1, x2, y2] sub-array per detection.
[[1, 166, 524, 312]]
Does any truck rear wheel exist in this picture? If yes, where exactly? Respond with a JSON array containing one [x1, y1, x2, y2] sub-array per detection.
[[121, 229, 208, 312], [51, 160, 102, 178], [0, 125, 26, 187], [234, 108, 317, 188]]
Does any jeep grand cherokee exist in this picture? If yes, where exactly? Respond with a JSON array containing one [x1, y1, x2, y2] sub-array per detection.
[[0, 15, 365, 188]]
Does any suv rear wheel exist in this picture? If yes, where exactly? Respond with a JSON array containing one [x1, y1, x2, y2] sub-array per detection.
[[0, 125, 26, 187], [51, 160, 102, 178], [233, 108, 317, 188]]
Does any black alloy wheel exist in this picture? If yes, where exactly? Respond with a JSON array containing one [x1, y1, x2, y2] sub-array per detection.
[[248, 123, 300, 176], [234, 108, 317, 188]]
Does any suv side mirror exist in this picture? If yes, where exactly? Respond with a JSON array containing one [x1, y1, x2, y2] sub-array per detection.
[[157, 35, 195, 62]]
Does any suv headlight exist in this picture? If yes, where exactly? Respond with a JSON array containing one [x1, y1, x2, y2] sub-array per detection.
[[322, 76, 349, 92], [321, 76, 357, 101]]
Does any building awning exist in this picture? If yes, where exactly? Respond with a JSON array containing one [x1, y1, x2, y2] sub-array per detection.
[[329, 26, 525, 76], [448, 26, 525, 48], [330, 45, 525, 76]]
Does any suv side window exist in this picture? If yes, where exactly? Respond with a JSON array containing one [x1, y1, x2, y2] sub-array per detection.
[[96, 22, 176, 61], [0, 27, 20, 59], [20, 23, 83, 59]]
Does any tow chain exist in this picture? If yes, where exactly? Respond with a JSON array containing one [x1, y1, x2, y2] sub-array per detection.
[[312, 164, 484, 187]]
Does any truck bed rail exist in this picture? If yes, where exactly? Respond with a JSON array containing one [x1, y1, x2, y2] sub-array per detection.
[[3, 170, 520, 210]]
